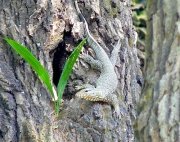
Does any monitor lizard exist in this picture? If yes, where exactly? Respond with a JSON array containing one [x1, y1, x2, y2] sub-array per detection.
[[74, 0, 121, 117]]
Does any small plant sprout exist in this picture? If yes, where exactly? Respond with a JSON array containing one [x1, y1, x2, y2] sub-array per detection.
[[5, 37, 87, 114]]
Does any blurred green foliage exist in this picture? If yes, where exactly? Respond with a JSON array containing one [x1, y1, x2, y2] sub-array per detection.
[[132, 0, 147, 47]]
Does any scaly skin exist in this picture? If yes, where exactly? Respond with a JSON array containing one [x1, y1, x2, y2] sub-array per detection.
[[75, 1, 120, 117]]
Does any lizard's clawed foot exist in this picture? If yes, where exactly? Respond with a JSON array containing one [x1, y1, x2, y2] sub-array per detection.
[[113, 110, 121, 119], [112, 101, 121, 119], [79, 53, 86, 59]]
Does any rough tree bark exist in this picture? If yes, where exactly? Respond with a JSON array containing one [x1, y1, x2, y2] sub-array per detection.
[[0, 0, 142, 142], [135, 0, 179, 142]]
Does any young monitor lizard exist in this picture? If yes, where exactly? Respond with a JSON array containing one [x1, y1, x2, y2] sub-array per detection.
[[74, 0, 121, 117]]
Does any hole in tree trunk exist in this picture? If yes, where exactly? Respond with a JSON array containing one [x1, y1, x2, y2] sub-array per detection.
[[52, 31, 74, 87]]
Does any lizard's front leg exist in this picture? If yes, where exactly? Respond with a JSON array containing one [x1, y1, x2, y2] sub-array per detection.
[[75, 83, 94, 91], [80, 54, 102, 70]]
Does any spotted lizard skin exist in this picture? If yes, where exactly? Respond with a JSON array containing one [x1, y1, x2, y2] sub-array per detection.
[[75, 0, 121, 117]]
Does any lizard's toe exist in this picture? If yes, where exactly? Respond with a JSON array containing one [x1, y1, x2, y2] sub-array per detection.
[[113, 110, 121, 119], [75, 85, 83, 90]]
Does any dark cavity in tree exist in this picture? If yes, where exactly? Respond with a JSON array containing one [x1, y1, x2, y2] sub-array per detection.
[[52, 31, 73, 86]]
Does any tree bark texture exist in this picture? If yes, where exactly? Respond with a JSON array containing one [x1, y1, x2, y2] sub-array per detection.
[[0, 0, 142, 141], [135, 0, 179, 141]]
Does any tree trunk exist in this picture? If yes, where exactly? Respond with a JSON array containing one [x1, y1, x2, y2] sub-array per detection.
[[135, 0, 179, 141], [0, 0, 142, 141]]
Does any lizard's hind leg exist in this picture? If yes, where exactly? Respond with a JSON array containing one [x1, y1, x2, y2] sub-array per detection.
[[106, 94, 121, 118], [110, 39, 121, 66]]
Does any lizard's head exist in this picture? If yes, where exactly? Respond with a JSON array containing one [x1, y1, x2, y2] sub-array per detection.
[[75, 88, 104, 102]]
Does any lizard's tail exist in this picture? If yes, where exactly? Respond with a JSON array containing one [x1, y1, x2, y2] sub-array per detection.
[[74, 1, 86, 23], [74, 1, 106, 56]]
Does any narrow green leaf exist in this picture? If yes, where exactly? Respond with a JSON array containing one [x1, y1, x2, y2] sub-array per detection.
[[56, 38, 87, 113], [4, 38, 55, 99]]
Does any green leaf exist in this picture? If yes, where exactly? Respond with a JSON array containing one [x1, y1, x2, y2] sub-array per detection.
[[4, 37, 86, 115], [56, 38, 87, 114], [4, 38, 56, 99]]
